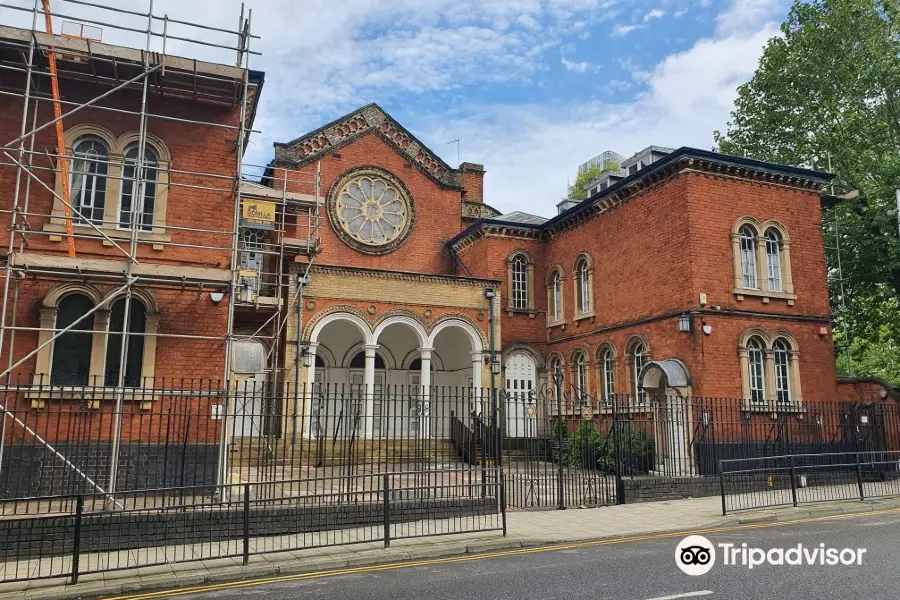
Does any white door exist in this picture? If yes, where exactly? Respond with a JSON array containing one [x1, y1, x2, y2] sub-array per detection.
[[505, 352, 537, 438], [349, 370, 385, 435]]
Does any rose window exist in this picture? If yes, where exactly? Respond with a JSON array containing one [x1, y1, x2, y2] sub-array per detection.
[[329, 168, 414, 254]]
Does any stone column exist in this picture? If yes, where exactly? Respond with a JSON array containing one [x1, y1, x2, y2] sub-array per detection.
[[789, 350, 803, 403], [88, 309, 110, 385], [755, 235, 768, 292], [471, 351, 483, 415], [302, 342, 319, 438], [419, 347, 433, 438], [764, 349, 777, 404], [363, 343, 379, 438], [738, 347, 750, 403], [730, 232, 743, 290]]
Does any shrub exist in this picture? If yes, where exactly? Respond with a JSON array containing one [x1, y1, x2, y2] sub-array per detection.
[[568, 420, 603, 467]]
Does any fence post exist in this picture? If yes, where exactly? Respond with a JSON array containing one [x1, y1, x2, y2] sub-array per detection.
[[718, 460, 726, 516], [383, 472, 391, 548], [555, 377, 565, 510], [71, 495, 84, 584], [242, 483, 250, 565], [789, 455, 798, 508], [613, 396, 625, 505], [500, 467, 507, 537], [855, 452, 865, 501]]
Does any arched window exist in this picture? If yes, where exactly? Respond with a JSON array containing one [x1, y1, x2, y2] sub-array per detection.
[[630, 340, 647, 404], [599, 346, 615, 405], [119, 144, 158, 231], [765, 228, 783, 292], [104, 298, 147, 387], [70, 137, 108, 225], [511, 254, 528, 310], [773, 339, 791, 404], [573, 351, 587, 402], [739, 225, 758, 289], [552, 270, 562, 321], [747, 336, 766, 404], [549, 356, 563, 389], [50, 294, 95, 386], [575, 256, 590, 315]]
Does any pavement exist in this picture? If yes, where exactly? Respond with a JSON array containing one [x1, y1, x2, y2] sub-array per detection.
[[167, 506, 900, 600], [3, 494, 900, 600]]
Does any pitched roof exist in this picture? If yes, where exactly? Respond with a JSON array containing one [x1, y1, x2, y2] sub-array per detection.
[[273, 103, 461, 189], [496, 211, 548, 225]]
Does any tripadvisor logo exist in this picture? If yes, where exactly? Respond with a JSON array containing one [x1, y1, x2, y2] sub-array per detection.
[[675, 535, 867, 576]]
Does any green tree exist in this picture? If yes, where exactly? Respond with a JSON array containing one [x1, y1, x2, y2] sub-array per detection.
[[568, 162, 621, 200], [714, 0, 900, 382]]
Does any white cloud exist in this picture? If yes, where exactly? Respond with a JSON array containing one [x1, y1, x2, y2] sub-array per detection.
[[716, 0, 782, 36], [613, 23, 644, 36], [561, 57, 596, 72], [644, 8, 665, 21]]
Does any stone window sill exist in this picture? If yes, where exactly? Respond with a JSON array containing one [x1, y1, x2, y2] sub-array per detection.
[[732, 288, 797, 306], [506, 307, 538, 319], [741, 402, 805, 414], [25, 386, 159, 410], [574, 311, 596, 322], [546, 318, 567, 330], [43, 222, 172, 248]]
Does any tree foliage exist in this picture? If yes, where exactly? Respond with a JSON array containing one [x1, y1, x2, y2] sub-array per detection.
[[567, 162, 622, 200], [714, 0, 900, 381]]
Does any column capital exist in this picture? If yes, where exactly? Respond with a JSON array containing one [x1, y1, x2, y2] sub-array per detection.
[[419, 347, 434, 360], [363, 343, 380, 356], [470, 350, 483, 360]]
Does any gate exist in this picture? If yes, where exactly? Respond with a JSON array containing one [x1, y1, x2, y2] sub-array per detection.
[[501, 381, 618, 508]]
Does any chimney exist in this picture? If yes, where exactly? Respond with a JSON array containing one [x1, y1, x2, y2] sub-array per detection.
[[459, 162, 485, 202]]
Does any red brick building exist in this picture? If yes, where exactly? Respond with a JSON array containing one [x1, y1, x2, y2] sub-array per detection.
[[271, 103, 841, 444]]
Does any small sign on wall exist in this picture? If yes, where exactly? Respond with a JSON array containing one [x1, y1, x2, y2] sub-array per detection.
[[241, 200, 276, 229], [211, 404, 224, 420]]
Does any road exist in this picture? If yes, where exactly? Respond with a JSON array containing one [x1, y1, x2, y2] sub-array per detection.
[[137, 510, 900, 600]]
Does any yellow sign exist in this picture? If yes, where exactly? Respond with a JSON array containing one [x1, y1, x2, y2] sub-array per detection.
[[241, 200, 276, 229]]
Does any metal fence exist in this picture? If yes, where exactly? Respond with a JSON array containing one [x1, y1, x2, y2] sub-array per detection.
[[1, 376, 900, 583], [719, 451, 900, 514], [0, 468, 504, 584]]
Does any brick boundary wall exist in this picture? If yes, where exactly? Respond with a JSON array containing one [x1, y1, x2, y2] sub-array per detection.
[[1, 444, 219, 499]]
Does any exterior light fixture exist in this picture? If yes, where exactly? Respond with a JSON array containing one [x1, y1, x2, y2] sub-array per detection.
[[490, 358, 502, 375], [484, 288, 496, 299], [209, 291, 225, 304], [300, 346, 314, 368], [678, 313, 692, 333]]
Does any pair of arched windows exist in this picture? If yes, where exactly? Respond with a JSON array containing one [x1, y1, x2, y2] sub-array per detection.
[[741, 332, 800, 405], [49, 294, 147, 387], [734, 219, 793, 298], [546, 253, 594, 325], [69, 136, 159, 231]]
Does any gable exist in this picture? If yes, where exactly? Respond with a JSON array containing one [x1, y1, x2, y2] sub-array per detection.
[[274, 104, 461, 189]]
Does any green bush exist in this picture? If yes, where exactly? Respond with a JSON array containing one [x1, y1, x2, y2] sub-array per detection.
[[568, 420, 603, 467]]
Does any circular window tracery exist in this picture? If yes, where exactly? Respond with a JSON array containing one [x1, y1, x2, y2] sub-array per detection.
[[327, 167, 415, 254]]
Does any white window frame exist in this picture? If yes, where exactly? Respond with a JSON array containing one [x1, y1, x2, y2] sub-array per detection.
[[747, 337, 766, 404], [118, 144, 158, 232], [511, 254, 528, 310], [632, 342, 647, 405], [773, 339, 791, 404], [576, 259, 590, 315], [552, 271, 562, 321], [601, 348, 615, 405], [765, 229, 783, 292], [70, 137, 109, 225], [740, 225, 758, 289]]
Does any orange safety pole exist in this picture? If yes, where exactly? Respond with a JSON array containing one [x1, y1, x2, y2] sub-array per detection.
[[42, 0, 76, 258]]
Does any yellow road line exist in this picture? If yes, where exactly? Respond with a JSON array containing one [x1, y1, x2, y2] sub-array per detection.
[[105, 506, 900, 600]]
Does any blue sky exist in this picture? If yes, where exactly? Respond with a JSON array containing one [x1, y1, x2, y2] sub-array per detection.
[[5, 0, 791, 215]]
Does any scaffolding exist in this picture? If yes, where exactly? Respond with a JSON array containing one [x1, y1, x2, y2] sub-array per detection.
[[0, 0, 321, 499]]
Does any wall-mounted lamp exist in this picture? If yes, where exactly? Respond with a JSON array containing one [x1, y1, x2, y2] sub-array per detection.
[[300, 346, 314, 368], [209, 291, 225, 304], [483, 288, 496, 299], [678, 313, 693, 333], [702, 324, 712, 336], [490, 358, 502, 375]]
